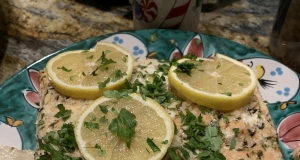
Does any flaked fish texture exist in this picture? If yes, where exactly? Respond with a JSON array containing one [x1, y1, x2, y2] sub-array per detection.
[[36, 59, 283, 160], [0, 146, 34, 160]]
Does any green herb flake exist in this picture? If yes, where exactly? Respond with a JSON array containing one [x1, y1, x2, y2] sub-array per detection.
[[161, 140, 168, 144], [147, 138, 161, 152], [54, 104, 71, 121], [232, 128, 239, 135], [38, 124, 80, 159], [99, 116, 108, 124], [69, 75, 75, 81], [238, 83, 244, 86], [57, 66, 72, 72], [110, 70, 127, 82], [174, 62, 196, 76], [84, 121, 99, 130], [98, 78, 110, 89], [218, 82, 222, 85], [263, 100, 269, 103], [82, 72, 86, 76], [111, 107, 118, 115], [221, 92, 232, 96], [94, 144, 106, 157], [87, 55, 94, 59], [150, 32, 157, 42], [168, 108, 176, 111], [223, 116, 229, 124], [244, 72, 250, 75], [81, 50, 89, 53], [37, 120, 45, 127], [122, 55, 128, 63], [157, 64, 170, 75], [229, 138, 236, 150], [196, 39, 202, 45], [92, 51, 116, 75], [258, 114, 262, 119], [99, 105, 108, 114], [103, 90, 132, 99], [138, 65, 147, 70], [109, 108, 137, 148], [216, 62, 221, 69]]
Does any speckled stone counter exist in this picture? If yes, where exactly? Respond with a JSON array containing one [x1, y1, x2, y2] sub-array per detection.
[[0, 0, 280, 84]]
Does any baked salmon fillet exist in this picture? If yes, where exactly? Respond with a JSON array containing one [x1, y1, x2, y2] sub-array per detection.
[[36, 59, 283, 160]]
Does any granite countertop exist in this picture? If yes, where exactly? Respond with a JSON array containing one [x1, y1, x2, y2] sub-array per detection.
[[0, 0, 280, 84]]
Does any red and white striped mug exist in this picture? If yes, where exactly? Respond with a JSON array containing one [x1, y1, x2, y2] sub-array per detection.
[[129, 0, 202, 32]]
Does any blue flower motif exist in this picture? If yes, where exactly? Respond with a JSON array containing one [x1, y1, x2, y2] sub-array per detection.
[[270, 71, 276, 76], [270, 67, 283, 76], [277, 90, 283, 95], [132, 46, 144, 56], [277, 87, 291, 96], [112, 36, 124, 44], [284, 87, 290, 92]]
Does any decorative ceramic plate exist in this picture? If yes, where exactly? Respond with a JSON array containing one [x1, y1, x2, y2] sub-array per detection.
[[0, 29, 299, 159]]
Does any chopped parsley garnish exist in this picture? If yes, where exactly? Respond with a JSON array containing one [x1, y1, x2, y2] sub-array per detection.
[[103, 90, 132, 99], [98, 78, 110, 89], [221, 92, 232, 96], [84, 116, 99, 130], [111, 107, 118, 115], [150, 32, 157, 42], [233, 128, 239, 135], [147, 138, 161, 152], [257, 114, 262, 119], [54, 104, 71, 121], [218, 82, 222, 85], [196, 39, 202, 45], [82, 72, 86, 76], [99, 116, 108, 124], [122, 55, 128, 62], [177, 110, 225, 159], [99, 105, 108, 114], [38, 124, 81, 160], [37, 120, 45, 127], [244, 72, 250, 75], [108, 108, 137, 148], [124, 74, 176, 107], [110, 70, 127, 82], [263, 100, 269, 103], [157, 63, 170, 75], [81, 50, 89, 53], [222, 116, 229, 124], [69, 75, 75, 81], [229, 138, 236, 150], [91, 51, 116, 76], [167, 147, 190, 160], [161, 140, 168, 144], [173, 62, 196, 76], [183, 54, 197, 60], [138, 65, 147, 70], [216, 62, 221, 69], [87, 55, 94, 59], [238, 83, 244, 86], [57, 66, 72, 72], [94, 144, 106, 157]]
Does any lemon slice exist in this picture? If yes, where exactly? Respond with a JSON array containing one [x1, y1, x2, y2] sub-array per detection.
[[74, 93, 174, 160], [168, 53, 257, 110], [45, 42, 134, 99]]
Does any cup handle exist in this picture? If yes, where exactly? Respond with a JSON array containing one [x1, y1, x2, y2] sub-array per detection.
[[128, 0, 133, 4]]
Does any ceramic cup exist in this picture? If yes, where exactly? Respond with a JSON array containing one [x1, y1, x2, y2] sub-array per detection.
[[129, 0, 202, 32]]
